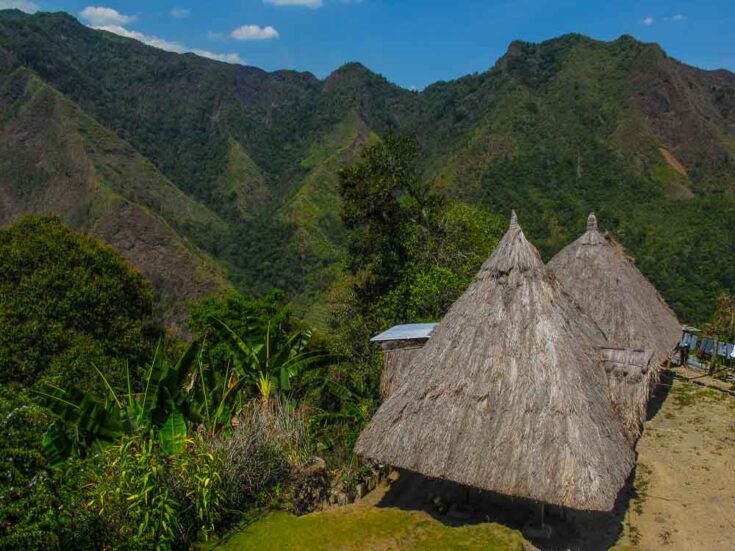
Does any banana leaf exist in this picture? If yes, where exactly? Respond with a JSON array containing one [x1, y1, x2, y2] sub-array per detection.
[[159, 410, 187, 455]]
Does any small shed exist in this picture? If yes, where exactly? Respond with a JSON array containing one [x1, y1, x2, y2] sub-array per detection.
[[680, 325, 701, 349], [371, 323, 438, 399]]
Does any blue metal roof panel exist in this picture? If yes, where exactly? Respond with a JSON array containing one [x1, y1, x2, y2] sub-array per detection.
[[370, 323, 438, 342]]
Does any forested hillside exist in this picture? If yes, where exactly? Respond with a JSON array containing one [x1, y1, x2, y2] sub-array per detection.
[[1, 9, 734, 325]]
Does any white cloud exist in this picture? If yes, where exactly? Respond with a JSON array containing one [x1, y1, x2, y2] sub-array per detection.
[[81, 6, 137, 26], [94, 24, 181, 51], [230, 24, 280, 41], [665, 14, 686, 22], [641, 16, 654, 26], [0, 0, 39, 12], [190, 49, 242, 64], [170, 7, 190, 19], [264, 0, 323, 8], [93, 24, 243, 64]]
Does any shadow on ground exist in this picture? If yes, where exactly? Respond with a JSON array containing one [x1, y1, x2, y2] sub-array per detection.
[[375, 372, 675, 551], [646, 368, 674, 421]]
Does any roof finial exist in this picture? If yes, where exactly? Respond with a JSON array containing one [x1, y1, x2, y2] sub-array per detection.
[[587, 212, 598, 232], [510, 210, 519, 230]]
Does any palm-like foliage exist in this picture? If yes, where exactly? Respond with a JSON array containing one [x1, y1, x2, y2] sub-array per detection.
[[37, 340, 200, 463], [213, 316, 328, 403], [188, 354, 246, 434], [38, 306, 330, 463]]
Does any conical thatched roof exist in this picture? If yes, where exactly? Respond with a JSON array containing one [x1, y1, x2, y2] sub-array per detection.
[[355, 212, 635, 512], [547, 213, 680, 369]]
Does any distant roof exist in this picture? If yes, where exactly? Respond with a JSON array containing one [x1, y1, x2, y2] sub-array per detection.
[[681, 325, 701, 333], [370, 323, 438, 342]]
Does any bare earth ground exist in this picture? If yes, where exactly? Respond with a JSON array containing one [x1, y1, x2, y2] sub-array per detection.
[[614, 373, 735, 551], [220, 372, 735, 550]]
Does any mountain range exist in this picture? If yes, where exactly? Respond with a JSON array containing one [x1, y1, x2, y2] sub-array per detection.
[[1, 9, 734, 331]]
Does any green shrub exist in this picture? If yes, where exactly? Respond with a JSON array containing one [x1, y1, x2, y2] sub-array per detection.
[[169, 434, 225, 544], [87, 434, 178, 550], [0, 216, 155, 391], [0, 386, 55, 550], [85, 432, 228, 550], [0, 387, 100, 551]]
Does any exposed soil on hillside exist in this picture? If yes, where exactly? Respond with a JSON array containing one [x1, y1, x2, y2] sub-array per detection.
[[658, 147, 688, 176]]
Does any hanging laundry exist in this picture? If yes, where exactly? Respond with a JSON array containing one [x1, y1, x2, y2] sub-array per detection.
[[718, 342, 729, 357], [679, 333, 689, 348], [700, 338, 713, 355], [689, 336, 698, 350]]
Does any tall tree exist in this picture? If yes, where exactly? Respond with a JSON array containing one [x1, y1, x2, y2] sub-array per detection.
[[338, 134, 504, 326], [705, 294, 735, 374]]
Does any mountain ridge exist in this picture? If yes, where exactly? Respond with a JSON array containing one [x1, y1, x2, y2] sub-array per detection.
[[0, 61, 231, 334], [1, 9, 734, 325]]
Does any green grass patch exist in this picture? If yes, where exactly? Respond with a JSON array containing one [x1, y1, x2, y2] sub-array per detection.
[[218, 508, 529, 551], [671, 381, 728, 407]]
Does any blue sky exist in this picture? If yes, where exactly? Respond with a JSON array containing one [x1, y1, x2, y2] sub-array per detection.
[[4, 0, 735, 89]]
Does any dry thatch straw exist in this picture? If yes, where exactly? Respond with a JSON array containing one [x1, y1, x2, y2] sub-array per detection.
[[599, 347, 655, 441], [547, 213, 680, 431], [356, 212, 635, 512], [372, 324, 437, 400]]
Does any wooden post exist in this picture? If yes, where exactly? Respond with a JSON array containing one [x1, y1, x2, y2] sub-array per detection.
[[709, 335, 719, 376], [540, 503, 545, 527]]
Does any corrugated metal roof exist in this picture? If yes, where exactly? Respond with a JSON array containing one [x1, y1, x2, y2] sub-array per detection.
[[370, 323, 438, 342]]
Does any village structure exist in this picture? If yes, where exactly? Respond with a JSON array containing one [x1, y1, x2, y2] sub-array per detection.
[[358, 211, 683, 526]]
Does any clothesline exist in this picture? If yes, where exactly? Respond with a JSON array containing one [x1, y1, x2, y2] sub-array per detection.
[[680, 332, 735, 359]]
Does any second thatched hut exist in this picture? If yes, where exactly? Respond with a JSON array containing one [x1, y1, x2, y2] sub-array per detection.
[[356, 212, 635, 512], [547, 213, 680, 432]]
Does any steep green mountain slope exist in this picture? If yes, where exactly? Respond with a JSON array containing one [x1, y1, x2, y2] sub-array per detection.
[[0, 64, 230, 333], [412, 35, 735, 321], [0, 10, 734, 324], [280, 111, 379, 325]]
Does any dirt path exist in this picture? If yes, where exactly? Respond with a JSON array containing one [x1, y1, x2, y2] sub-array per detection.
[[615, 377, 735, 550]]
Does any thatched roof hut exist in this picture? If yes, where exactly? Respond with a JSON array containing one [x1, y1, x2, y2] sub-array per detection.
[[547, 213, 680, 429], [548, 213, 680, 365], [356, 212, 635, 512], [371, 323, 437, 400]]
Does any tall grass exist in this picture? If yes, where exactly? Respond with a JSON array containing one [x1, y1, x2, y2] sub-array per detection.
[[209, 397, 314, 517]]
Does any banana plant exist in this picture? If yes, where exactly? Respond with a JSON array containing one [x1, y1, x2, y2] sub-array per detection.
[[212, 316, 329, 403], [37, 340, 200, 463], [188, 351, 247, 434]]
